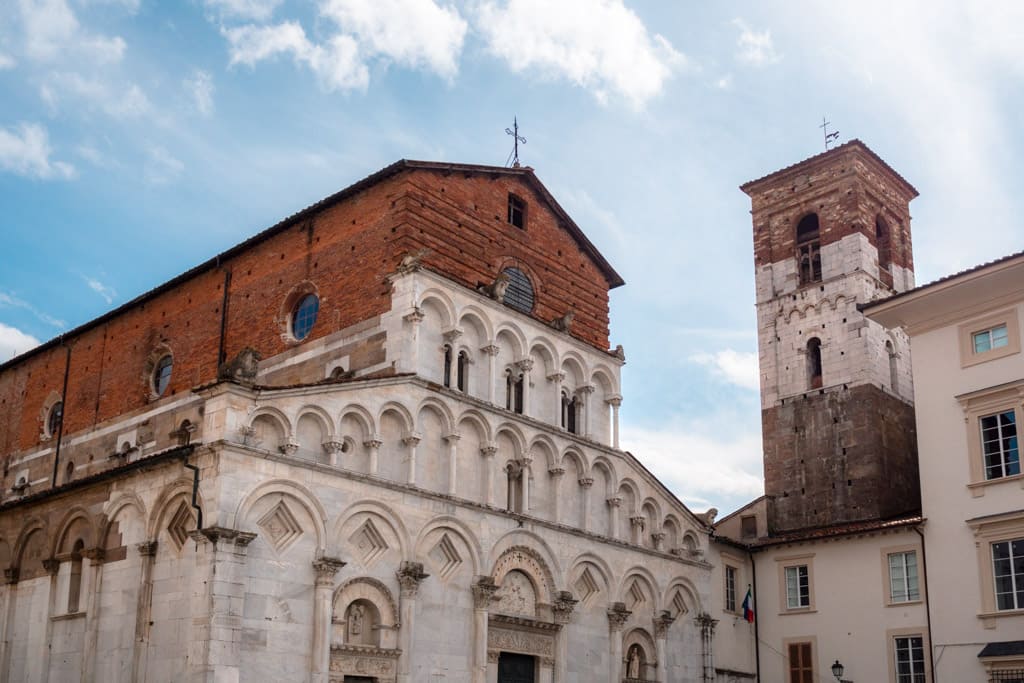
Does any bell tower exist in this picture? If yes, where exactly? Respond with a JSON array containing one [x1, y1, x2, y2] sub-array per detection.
[[741, 140, 921, 534]]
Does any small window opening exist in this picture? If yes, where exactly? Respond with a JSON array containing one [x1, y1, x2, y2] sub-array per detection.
[[68, 539, 84, 613], [153, 354, 173, 397], [796, 213, 822, 284], [456, 351, 468, 392], [507, 194, 526, 229], [47, 400, 64, 437], [876, 215, 892, 271], [505, 369, 524, 414], [504, 460, 524, 512], [807, 337, 823, 389], [443, 345, 453, 388], [65, 461, 74, 483], [561, 391, 578, 434], [740, 515, 757, 539]]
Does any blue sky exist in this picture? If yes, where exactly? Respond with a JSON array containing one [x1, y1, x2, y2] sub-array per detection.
[[2, 0, 1023, 515]]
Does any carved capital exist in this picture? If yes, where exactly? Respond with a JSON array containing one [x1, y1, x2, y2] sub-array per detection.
[[651, 532, 666, 550], [403, 307, 425, 324], [480, 442, 498, 458], [401, 433, 422, 448], [3, 567, 18, 584], [548, 466, 566, 477], [363, 438, 383, 450], [397, 561, 429, 597], [481, 344, 500, 357], [546, 371, 565, 383], [137, 540, 158, 557], [443, 432, 461, 444], [82, 547, 106, 564], [487, 650, 501, 663], [42, 558, 61, 575], [280, 440, 300, 456], [630, 515, 646, 529], [472, 575, 500, 609], [653, 610, 675, 639], [192, 526, 257, 549], [313, 557, 346, 587], [607, 602, 631, 630], [442, 327, 463, 343], [515, 358, 534, 373], [322, 440, 345, 455], [576, 384, 596, 396], [695, 611, 719, 636], [578, 477, 594, 489], [552, 590, 578, 624], [605, 394, 623, 407], [606, 495, 622, 508]]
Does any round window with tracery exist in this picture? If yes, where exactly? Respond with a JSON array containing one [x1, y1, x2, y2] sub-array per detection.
[[502, 268, 534, 314], [292, 293, 320, 341]]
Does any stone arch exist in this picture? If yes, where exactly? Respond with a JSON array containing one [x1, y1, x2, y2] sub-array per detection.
[[528, 337, 558, 377], [415, 397, 455, 435], [489, 530, 562, 597], [680, 530, 702, 557], [339, 404, 375, 439], [147, 478, 204, 540], [51, 507, 96, 557], [456, 409, 492, 444], [559, 446, 588, 474], [641, 498, 662, 530], [457, 306, 494, 344], [664, 577, 701, 617], [13, 518, 47, 569], [100, 493, 147, 557], [590, 456, 618, 496], [249, 407, 291, 451], [617, 478, 641, 514], [623, 628, 657, 680], [414, 515, 483, 578], [334, 500, 411, 562], [417, 289, 456, 330], [494, 323, 528, 361], [333, 576, 399, 635], [494, 422, 527, 456], [415, 400, 450, 492], [661, 514, 682, 551], [490, 545, 557, 607], [567, 552, 613, 608], [560, 352, 587, 389], [296, 405, 336, 438], [619, 567, 661, 614], [234, 479, 329, 553], [295, 405, 334, 460], [527, 434, 559, 471], [378, 402, 415, 434]]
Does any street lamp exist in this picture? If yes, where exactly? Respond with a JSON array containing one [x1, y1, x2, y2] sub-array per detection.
[[832, 660, 844, 681]]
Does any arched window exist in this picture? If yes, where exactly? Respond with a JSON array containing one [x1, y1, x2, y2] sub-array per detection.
[[876, 215, 893, 286], [47, 400, 64, 438], [807, 337, 823, 389], [68, 539, 84, 613], [443, 344, 453, 388], [291, 293, 320, 341], [65, 461, 74, 483], [456, 351, 469, 392], [561, 391, 578, 434], [502, 268, 534, 314], [796, 214, 822, 285], [505, 460, 524, 513], [886, 340, 898, 393], [153, 354, 173, 397], [505, 369, 524, 414]]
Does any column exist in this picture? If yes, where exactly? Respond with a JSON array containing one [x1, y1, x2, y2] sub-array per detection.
[[515, 358, 534, 416], [402, 307, 425, 374], [396, 561, 429, 683], [696, 612, 718, 683], [606, 395, 622, 449], [578, 478, 594, 532], [364, 436, 382, 476], [548, 467, 566, 523], [81, 547, 106, 682], [607, 496, 622, 540], [311, 557, 346, 683], [187, 527, 257, 683], [41, 558, 61, 681], [520, 455, 533, 512], [547, 372, 565, 428], [653, 610, 675, 683], [651, 532, 666, 552], [131, 541, 158, 682], [552, 591, 578, 683], [321, 439, 344, 466], [606, 602, 631, 683], [0, 569, 14, 682], [403, 433, 422, 486], [471, 576, 499, 683], [480, 443, 497, 506], [444, 432, 460, 495], [577, 385, 595, 438], [482, 344, 500, 404], [630, 516, 646, 546]]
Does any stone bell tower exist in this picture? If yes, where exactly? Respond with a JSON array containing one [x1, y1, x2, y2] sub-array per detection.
[[741, 140, 921, 534]]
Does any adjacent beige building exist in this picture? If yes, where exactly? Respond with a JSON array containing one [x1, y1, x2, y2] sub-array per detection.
[[866, 250, 1024, 682]]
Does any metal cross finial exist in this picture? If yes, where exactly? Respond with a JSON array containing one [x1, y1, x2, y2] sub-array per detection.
[[505, 117, 526, 167], [820, 116, 840, 151]]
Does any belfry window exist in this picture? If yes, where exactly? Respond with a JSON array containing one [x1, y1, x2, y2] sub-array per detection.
[[876, 215, 892, 272], [153, 355, 173, 397], [47, 400, 64, 438], [796, 213, 822, 285], [443, 345, 453, 388], [68, 539, 84, 613], [456, 351, 468, 392], [505, 369, 524, 414], [507, 193, 526, 229], [807, 337, 823, 389], [502, 267, 535, 314]]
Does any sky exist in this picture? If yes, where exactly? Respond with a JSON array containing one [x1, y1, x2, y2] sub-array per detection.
[[1, 0, 1023, 516]]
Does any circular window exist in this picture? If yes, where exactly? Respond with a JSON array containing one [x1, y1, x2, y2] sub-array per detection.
[[292, 294, 320, 341], [502, 268, 534, 314], [153, 355, 173, 397], [47, 400, 63, 437]]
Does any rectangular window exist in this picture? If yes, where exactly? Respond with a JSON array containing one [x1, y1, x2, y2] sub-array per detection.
[[988, 670, 1024, 682], [741, 515, 758, 539], [725, 566, 737, 612], [981, 410, 1020, 480], [888, 551, 920, 603], [507, 194, 526, 229], [894, 635, 926, 683], [992, 538, 1024, 611], [974, 324, 1010, 354], [787, 642, 813, 683], [785, 565, 810, 609], [798, 242, 822, 285]]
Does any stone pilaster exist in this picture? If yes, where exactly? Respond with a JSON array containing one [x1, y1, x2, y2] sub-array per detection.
[[396, 562, 429, 683], [696, 611, 719, 683], [552, 591, 577, 683], [548, 467, 566, 523], [311, 557, 346, 683], [131, 540, 158, 681], [654, 610, 675, 683], [364, 436, 383, 475], [444, 432, 461, 495], [81, 547, 106, 682], [480, 443, 498, 506], [607, 602, 632, 683], [402, 433, 422, 486], [472, 576, 500, 683]]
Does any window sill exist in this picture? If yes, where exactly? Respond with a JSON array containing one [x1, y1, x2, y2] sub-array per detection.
[[978, 608, 1024, 630], [967, 472, 1024, 498], [885, 599, 923, 608], [779, 608, 816, 616], [51, 611, 86, 622]]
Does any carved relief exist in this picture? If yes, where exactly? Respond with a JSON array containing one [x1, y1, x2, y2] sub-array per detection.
[[487, 627, 554, 658], [490, 546, 556, 604], [494, 570, 536, 617]]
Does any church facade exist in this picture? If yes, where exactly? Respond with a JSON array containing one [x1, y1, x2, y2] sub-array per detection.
[[0, 161, 735, 683]]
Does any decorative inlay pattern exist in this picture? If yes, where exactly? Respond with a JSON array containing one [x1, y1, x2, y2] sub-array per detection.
[[671, 590, 689, 617], [627, 580, 646, 610], [349, 519, 388, 566], [428, 533, 462, 580], [258, 501, 303, 554], [573, 567, 600, 606], [167, 501, 194, 550]]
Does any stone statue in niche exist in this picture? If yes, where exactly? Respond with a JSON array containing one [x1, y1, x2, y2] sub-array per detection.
[[348, 603, 365, 637], [627, 644, 642, 678]]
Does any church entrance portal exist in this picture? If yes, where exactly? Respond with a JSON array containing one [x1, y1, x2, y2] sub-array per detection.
[[497, 652, 536, 683]]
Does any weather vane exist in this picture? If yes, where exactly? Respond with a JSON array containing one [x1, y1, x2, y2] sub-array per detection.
[[505, 117, 526, 167], [820, 116, 840, 151]]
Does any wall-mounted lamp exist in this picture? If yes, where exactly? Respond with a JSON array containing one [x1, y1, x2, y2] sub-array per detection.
[[832, 660, 844, 681]]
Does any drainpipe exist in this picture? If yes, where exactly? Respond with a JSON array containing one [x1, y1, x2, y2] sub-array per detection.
[[182, 452, 203, 530], [51, 338, 72, 487], [748, 545, 761, 682], [913, 525, 934, 683], [216, 264, 232, 367]]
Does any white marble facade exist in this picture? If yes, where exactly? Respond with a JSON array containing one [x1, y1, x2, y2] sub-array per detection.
[[0, 266, 725, 683]]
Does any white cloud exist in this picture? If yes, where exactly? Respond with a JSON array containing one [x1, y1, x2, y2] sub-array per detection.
[[40, 73, 151, 119], [184, 69, 215, 116], [144, 146, 184, 184], [0, 54, 15, 70], [716, 74, 732, 90], [224, 22, 369, 92], [475, 0, 685, 108], [320, 0, 467, 79], [0, 323, 40, 361], [0, 291, 66, 328], [622, 419, 763, 513], [18, 0, 126, 64], [83, 276, 117, 304], [204, 0, 282, 21], [0, 122, 76, 180], [733, 18, 780, 67], [689, 350, 760, 391]]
